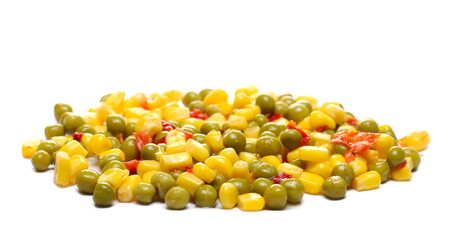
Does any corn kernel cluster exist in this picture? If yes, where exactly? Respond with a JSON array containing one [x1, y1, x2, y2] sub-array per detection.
[[22, 86, 430, 211]]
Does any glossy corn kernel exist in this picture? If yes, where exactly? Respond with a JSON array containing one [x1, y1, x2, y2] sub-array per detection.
[[98, 168, 129, 189], [51, 136, 73, 147], [261, 155, 282, 169], [22, 139, 42, 158], [232, 160, 250, 179], [99, 149, 125, 161], [193, 162, 216, 183], [309, 110, 336, 130], [298, 172, 324, 195], [234, 108, 255, 121], [117, 175, 141, 202], [295, 95, 318, 109], [227, 115, 248, 130], [352, 171, 381, 191], [162, 90, 183, 102], [219, 182, 239, 209], [137, 160, 161, 177], [305, 162, 331, 179], [239, 152, 258, 163], [186, 139, 210, 162], [54, 151, 72, 187], [360, 149, 379, 165], [203, 89, 229, 106], [80, 133, 94, 156], [299, 146, 329, 162], [165, 130, 187, 154], [182, 118, 205, 129], [287, 149, 300, 162], [216, 102, 233, 116], [135, 113, 163, 137], [206, 112, 226, 125], [206, 130, 225, 153], [310, 132, 331, 145], [147, 93, 168, 110], [243, 126, 260, 139], [105, 91, 125, 114], [237, 193, 265, 211], [89, 134, 112, 156], [329, 154, 346, 168], [245, 104, 261, 115], [163, 107, 190, 123], [391, 157, 413, 181], [219, 148, 239, 164], [233, 93, 252, 109], [95, 102, 116, 123], [349, 160, 368, 177], [160, 152, 193, 172], [374, 134, 396, 158], [297, 116, 310, 130], [204, 156, 232, 178], [277, 163, 303, 178], [69, 155, 89, 184], [123, 92, 148, 109], [176, 172, 204, 197], [141, 170, 158, 183], [399, 131, 430, 152], [322, 103, 346, 125], [59, 140, 88, 158]]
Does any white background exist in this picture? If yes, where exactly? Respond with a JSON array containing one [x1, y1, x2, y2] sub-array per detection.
[[1, 1, 454, 239]]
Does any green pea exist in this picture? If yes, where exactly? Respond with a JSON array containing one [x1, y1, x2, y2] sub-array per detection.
[[252, 162, 278, 179], [357, 118, 379, 133], [76, 125, 97, 135], [169, 170, 183, 180], [260, 122, 283, 136], [44, 124, 65, 139], [151, 172, 176, 200], [264, 184, 287, 210], [248, 160, 262, 173], [331, 163, 355, 186], [58, 111, 71, 124], [379, 124, 397, 140], [188, 100, 205, 112], [280, 178, 305, 203], [322, 176, 347, 200], [63, 114, 85, 134], [76, 169, 100, 194], [121, 136, 139, 161], [206, 105, 222, 117], [182, 91, 202, 106], [101, 160, 126, 173], [260, 131, 277, 138], [31, 150, 51, 171], [107, 137, 121, 149], [195, 185, 218, 208], [252, 178, 273, 195], [253, 114, 269, 127], [210, 174, 226, 193], [331, 144, 349, 155], [286, 103, 310, 123], [368, 161, 390, 183], [280, 96, 295, 106], [387, 146, 405, 167], [404, 147, 421, 171], [54, 103, 73, 122], [295, 100, 313, 113], [244, 141, 256, 153], [106, 114, 126, 136], [134, 182, 156, 204], [199, 88, 213, 100], [223, 129, 246, 153], [288, 158, 306, 169], [181, 124, 200, 134], [274, 101, 288, 116], [93, 182, 116, 207], [99, 153, 123, 169], [200, 121, 221, 135], [255, 94, 275, 115], [140, 143, 159, 160], [280, 129, 302, 150], [192, 133, 206, 144], [227, 178, 252, 195], [125, 121, 137, 138], [37, 140, 60, 156], [165, 186, 190, 210], [256, 136, 282, 157]]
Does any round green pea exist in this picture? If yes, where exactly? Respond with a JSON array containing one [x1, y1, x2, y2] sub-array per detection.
[[141, 143, 159, 160], [76, 169, 100, 194], [106, 114, 126, 136], [125, 121, 137, 138], [223, 129, 246, 153], [274, 101, 288, 116], [210, 174, 226, 193], [165, 186, 190, 210], [107, 136, 121, 149], [280, 178, 305, 203], [199, 88, 213, 100], [255, 94, 275, 115], [93, 182, 116, 207], [323, 176, 347, 200], [182, 91, 202, 106], [252, 178, 273, 195], [151, 172, 176, 200], [54, 103, 73, 122], [264, 184, 287, 210], [357, 118, 379, 133], [256, 136, 282, 157], [368, 161, 390, 183], [44, 124, 65, 139], [195, 185, 218, 208], [200, 121, 221, 135], [188, 100, 205, 112], [227, 178, 252, 195], [134, 182, 156, 204], [252, 162, 278, 179], [244, 141, 256, 153], [253, 114, 269, 127], [332, 144, 349, 155], [76, 125, 97, 135], [205, 104, 222, 117], [101, 160, 126, 173], [121, 136, 139, 161], [192, 133, 206, 144], [37, 140, 60, 156], [387, 146, 405, 167], [404, 147, 421, 171], [260, 122, 283, 136], [331, 163, 355, 187], [62, 114, 85, 134], [31, 150, 52, 171], [286, 103, 310, 123], [99, 153, 123, 169], [280, 128, 302, 150]]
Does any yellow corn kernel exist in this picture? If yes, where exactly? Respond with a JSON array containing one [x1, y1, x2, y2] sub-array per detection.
[[97, 168, 130, 189], [204, 156, 232, 178], [93, 125, 107, 132], [322, 103, 346, 125], [360, 149, 379, 165], [299, 146, 329, 162], [232, 160, 250, 179], [245, 85, 258, 95], [105, 91, 125, 114], [227, 115, 248, 130], [203, 89, 229, 106], [206, 113, 226, 127], [165, 131, 187, 154], [219, 182, 239, 209], [141, 170, 158, 183], [353, 155, 367, 164], [399, 131, 430, 152], [176, 172, 204, 197], [305, 162, 331, 179], [185, 139, 210, 162], [244, 104, 261, 115], [239, 152, 258, 163], [243, 126, 260, 139], [349, 160, 368, 177], [69, 155, 89, 184], [160, 152, 193, 172], [162, 90, 183, 102], [60, 140, 88, 158], [95, 102, 116, 123], [309, 110, 336, 130], [182, 118, 205, 129], [83, 112, 102, 127], [219, 148, 239, 164], [234, 109, 255, 122], [135, 113, 163, 137], [338, 125, 357, 132], [296, 116, 310, 131], [163, 107, 190, 123], [123, 107, 151, 119], [51, 136, 73, 147], [80, 133, 94, 156], [193, 162, 217, 183], [298, 172, 325, 195], [237, 193, 265, 211], [99, 149, 125, 161], [287, 148, 300, 162], [235, 88, 250, 96], [233, 93, 252, 109], [309, 132, 331, 145], [374, 134, 396, 159], [391, 157, 413, 181], [206, 130, 225, 153], [137, 160, 161, 177], [54, 151, 72, 187], [216, 102, 233, 116], [147, 93, 168, 110], [277, 163, 304, 178], [261, 155, 282, 169], [123, 92, 148, 109], [352, 171, 381, 191], [295, 95, 318, 109], [89, 134, 112, 156], [117, 175, 141, 202], [329, 154, 346, 168], [22, 139, 42, 158]]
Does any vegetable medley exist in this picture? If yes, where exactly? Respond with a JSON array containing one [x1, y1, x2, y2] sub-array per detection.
[[22, 86, 430, 210]]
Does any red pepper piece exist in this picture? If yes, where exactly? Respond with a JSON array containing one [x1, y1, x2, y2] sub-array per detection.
[[123, 160, 140, 175], [185, 166, 193, 173], [394, 160, 407, 169], [346, 117, 358, 126], [331, 131, 380, 163], [268, 113, 281, 122], [177, 129, 193, 140], [271, 172, 293, 184], [161, 120, 176, 131], [189, 109, 208, 120], [72, 132, 84, 142], [134, 130, 152, 152], [287, 121, 311, 146], [315, 125, 328, 132]]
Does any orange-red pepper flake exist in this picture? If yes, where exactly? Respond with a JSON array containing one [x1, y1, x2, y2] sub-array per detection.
[[72, 132, 83, 142], [346, 117, 358, 126], [268, 113, 281, 122], [331, 131, 380, 163], [123, 160, 140, 175], [134, 130, 152, 152]]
